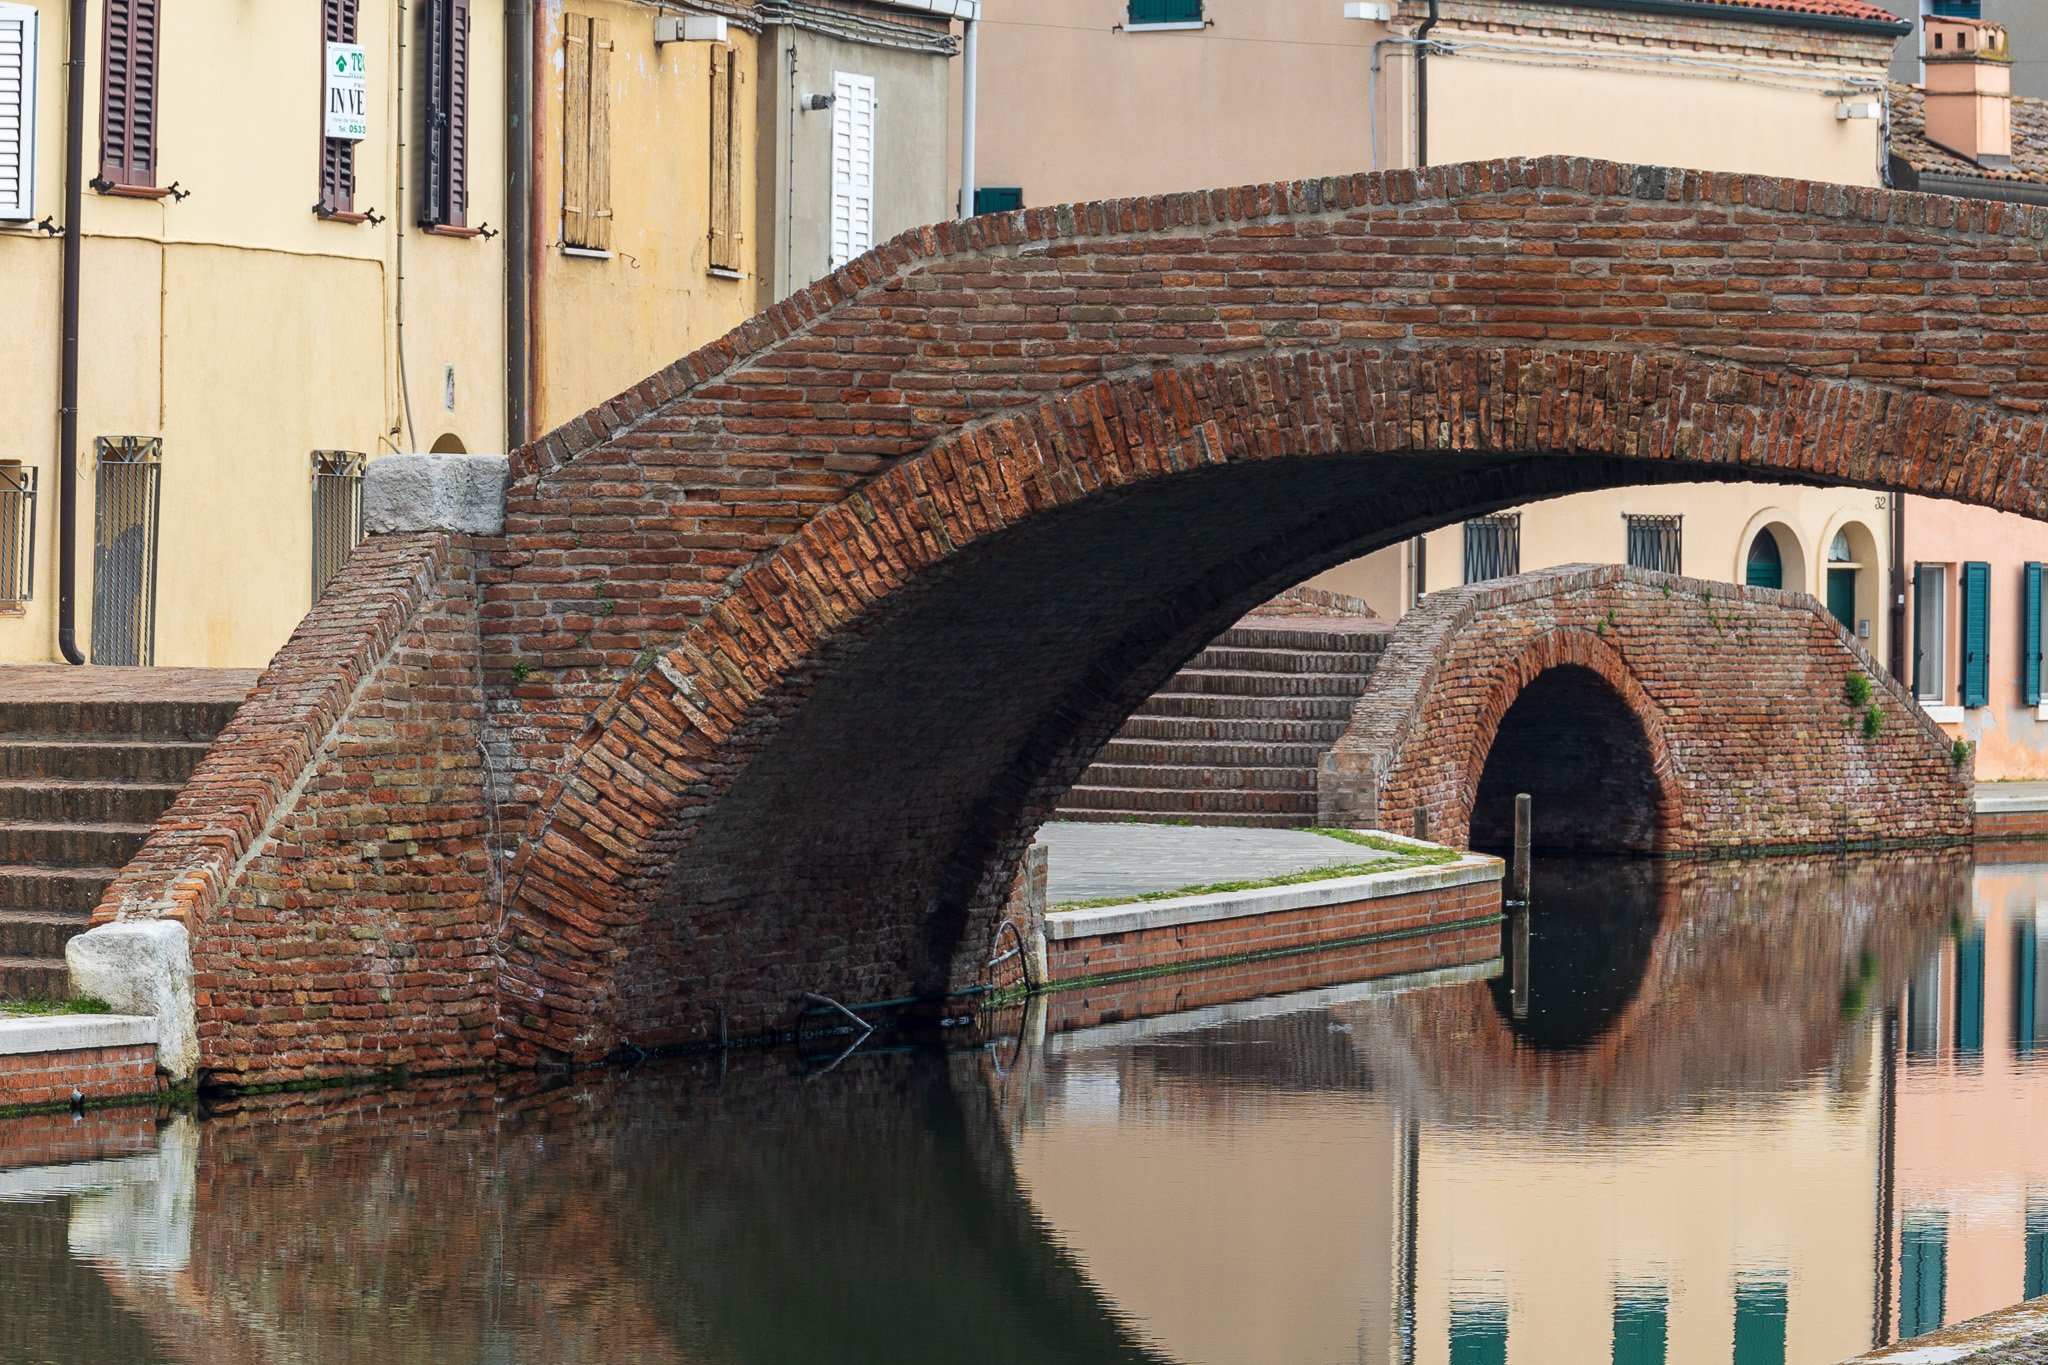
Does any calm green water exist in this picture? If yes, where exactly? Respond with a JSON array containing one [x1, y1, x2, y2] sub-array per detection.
[[3, 851, 2045, 1365]]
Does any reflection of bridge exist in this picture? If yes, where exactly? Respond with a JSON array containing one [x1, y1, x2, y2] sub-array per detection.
[[9, 851, 1994, 1364], [72, 156, 2048, 1085]]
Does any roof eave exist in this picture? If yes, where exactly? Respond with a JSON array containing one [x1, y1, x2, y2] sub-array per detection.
[[1549, 0, 1912, 39]]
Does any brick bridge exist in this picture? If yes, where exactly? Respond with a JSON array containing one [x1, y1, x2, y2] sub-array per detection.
[[67, 156, 2048, 1086]]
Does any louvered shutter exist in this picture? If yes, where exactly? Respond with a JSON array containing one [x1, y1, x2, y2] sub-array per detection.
[[828, 72, 875, 271], [0, 4, 37, 221], [562, 13, 610, 249], [319, 0, 358, 214], [419, 0, 448, 226], [100, 0, 160, 189], [1963, 560, 1992, 708], [447, 0, 469, 227], [2026, 562, 2043, 705], [709, 44, 730, 266], [587, 16, 610, 249]]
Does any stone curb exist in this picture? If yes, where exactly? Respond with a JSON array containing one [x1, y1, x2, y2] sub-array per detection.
[[1044, 850, 1504, 942], [1835, 1298, 2048, 1362], [0, 1014, 157, 1057]]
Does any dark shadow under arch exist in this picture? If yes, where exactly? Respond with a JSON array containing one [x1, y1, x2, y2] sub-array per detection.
[[1470, 665, 1672, 855]]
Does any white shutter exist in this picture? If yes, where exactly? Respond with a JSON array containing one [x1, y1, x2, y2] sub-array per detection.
[[828, 72, 876, 271], [0, 3, 37, 221]]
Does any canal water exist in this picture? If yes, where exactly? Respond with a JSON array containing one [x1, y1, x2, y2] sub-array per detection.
[[2, 850, 2045, 1365]]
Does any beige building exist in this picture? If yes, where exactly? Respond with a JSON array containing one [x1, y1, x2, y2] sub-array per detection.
[[965, 0, 1913, 664]]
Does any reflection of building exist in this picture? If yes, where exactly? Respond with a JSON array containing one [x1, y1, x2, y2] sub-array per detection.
[[965, 0, 1904, 665], [1891, 860, 2048, 1338]]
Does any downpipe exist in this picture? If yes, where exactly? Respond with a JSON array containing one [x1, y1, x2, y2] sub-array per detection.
[[56, 0, 85, 664]]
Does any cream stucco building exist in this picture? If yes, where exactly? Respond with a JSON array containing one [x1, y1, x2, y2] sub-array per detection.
[[963, 0, 1913, 666]]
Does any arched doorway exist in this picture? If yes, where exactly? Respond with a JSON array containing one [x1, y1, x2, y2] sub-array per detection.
[[1469, 665, 1670, 855], [1826, 528, 1858, 628], [1745, 531, 1783, 589]]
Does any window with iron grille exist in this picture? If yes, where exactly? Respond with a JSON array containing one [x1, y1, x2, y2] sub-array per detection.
[[0, 463, 35, 604], [1625, 515, 1682, 576], [1463, 514, 1520, 584], [91, 436, 161, 666], [312, 451, 366, 600]]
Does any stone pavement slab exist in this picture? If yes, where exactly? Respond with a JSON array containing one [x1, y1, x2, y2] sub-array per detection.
[[1038, 820, 1395, 904]]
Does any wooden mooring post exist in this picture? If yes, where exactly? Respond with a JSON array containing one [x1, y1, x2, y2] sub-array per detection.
[[1511, 792, 1532, 906]]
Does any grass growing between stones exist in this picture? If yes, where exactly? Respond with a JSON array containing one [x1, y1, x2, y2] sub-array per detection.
[[0, 996, 113, 1018], [1052, 831, 1461, 911]]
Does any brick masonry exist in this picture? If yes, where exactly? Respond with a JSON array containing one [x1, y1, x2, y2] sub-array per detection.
[[1324, 565, 1973, 852], [83, 155, 2048, 1080], [0, 1043, 158, 1110]]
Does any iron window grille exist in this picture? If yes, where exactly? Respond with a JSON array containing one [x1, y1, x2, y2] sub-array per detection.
[[1625, 514, 1682, 576], [312, 450, 366, 600], [91, 436, 162, 666], [0, 464, 35, 604], [1463, 514, 1520, 584]]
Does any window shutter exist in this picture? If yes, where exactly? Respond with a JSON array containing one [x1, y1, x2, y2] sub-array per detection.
[[419, 0, 448, 226], [1964, 560, 1992, 708], [2027, 562, 2044, 706], [708, 41, 741, 270], [0, 4, 37, 221], [99, 0, 160, 189], [829, 71, 876, 271], [319, 0, 358, 214], [562, 13, 610, 249], [447, 0, 469, 227]]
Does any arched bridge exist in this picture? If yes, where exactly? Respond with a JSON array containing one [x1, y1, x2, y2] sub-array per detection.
[[76, 156, 2048, 1085]]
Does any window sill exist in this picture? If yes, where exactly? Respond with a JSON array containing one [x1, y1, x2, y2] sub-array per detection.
[[316, 210, 371, 225], [2038, 700, 2048, 722], [560, 245, 612, 260], [1923, 703, 1965, 725], [95, 182, 173, 200], [0, 604, 24, 618], [707, 265, 746, 280], [424, 223, 484, 238], [1123, 20, 1207, 31]]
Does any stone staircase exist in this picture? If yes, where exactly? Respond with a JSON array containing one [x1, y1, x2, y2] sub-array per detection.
[[0, 672, 253, 1001], [1058, 616, 1392, 828]]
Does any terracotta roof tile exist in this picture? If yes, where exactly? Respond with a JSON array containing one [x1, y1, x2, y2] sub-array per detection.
[[1679, 0, 1911, 26], [1889, 83, 2048, 187]]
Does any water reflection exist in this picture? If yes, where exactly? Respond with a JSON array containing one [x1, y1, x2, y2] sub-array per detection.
[[5, 852, 2048, 1365]]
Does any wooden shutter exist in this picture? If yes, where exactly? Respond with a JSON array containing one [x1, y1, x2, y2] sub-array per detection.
[[0, 4, 37, 221], [419, 0, 469, 228], [708, 44, 734, 268], [1963, 560, 1992, 708], [319, 0, 358, 215], [828, 71, 875, 271], [2027, 562, 2044, 706], [99, 0, 161, 189], [562, 13, 610, 249]]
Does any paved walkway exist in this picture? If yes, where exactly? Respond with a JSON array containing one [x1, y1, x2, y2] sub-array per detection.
[[1038, 821, 1397, 904]]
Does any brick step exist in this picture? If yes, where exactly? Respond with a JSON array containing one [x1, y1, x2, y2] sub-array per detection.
[[1116, 715, 1349, 745], [1078, 763, 1318, 793], [0, 911, 91, 959], [0, 867, 120, 914], [0, 956, 69, 1001], [0, 739, 211, 783], [1156, 670, 1370, 699], [1057, 784, 1319, 817], [0, 822, 153, 870], [1184, 645, 1381, 676], [0, 699, 242, 742], [0, 781, 184, 825], [1051, 809, 1313, 830], [1216, 625, 1392, 653], [1093, 738, 1331, 769], [1135, 692, 1359, 722]]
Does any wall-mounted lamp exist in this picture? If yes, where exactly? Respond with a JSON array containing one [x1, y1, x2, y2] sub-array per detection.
[[805, 93, 835, 111], [655, 14, 729, 44], [1342, 2, 1391, 19], [1836, 100, 1883, 121]]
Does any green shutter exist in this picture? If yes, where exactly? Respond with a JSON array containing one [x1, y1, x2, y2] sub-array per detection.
[[2026, 562, 2044, 706], [1964, 561, 1991, 708], [972, 186, 1023, 215], [1129, 0, 1202, 22]]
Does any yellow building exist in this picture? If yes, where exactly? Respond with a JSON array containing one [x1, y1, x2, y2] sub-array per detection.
[[964, 0, 1914, 665]]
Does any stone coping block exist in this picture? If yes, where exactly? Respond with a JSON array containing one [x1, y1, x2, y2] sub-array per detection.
[[363, 454, 508, 536], [1975, 787, 2048, 814], [1836, 1296, 2048, 1361], [1044, 849, 1503, 942], [0, 1014, 156, 1057]]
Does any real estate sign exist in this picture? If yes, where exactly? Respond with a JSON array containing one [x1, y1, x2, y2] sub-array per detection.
[[325, 42, 368, 141]]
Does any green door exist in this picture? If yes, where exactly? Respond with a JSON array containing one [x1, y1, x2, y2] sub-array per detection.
[[1827, 567, 1857, 629]]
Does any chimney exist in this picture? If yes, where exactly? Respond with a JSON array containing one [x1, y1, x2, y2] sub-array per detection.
[[1923, 14, 2013, 167]]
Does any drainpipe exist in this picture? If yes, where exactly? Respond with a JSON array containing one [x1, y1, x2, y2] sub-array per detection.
[[56, 0, 86, 665], [525, 0, 546, 438], [1415, 0, 1439, 167], [505, 0, 531, 446], [958, 14, 978, 216], [1891, 495, 1908, 685]]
